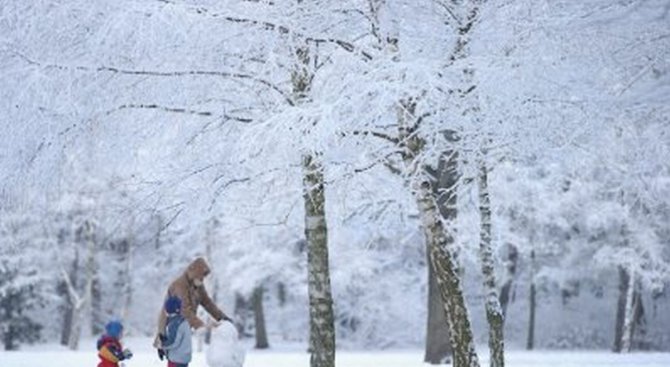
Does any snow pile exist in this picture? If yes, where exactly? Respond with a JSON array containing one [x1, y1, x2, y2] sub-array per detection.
[[206, 323, 246, 367]]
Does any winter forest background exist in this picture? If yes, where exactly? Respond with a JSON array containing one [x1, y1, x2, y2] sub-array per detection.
[[1, 0, 669, 366]]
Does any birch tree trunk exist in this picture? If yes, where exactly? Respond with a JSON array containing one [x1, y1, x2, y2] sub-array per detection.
[[81, 221, 96, 347], [253, 286, 269, 349], [88, 220, 101, 336], [60, 280, 74, 346], [613, 266, 630, 352], [302, 153, 336, 367], [618, 269, 647, 352], [63, 241, 86, 350], [67, 297, 84, 350], [91, 270, 102, 335], [397, 100, 479, 367], [291, 27, 336, 366], [416, 182, 480, 367], [633, 289, 647, 350], [526, 249, 536, 351], [425, 258, 452, 364], [621, 267, 637, 352], [445, 2, 501, 363], [278, 282, 289, 341], [477, 160, 504, 367], [120, 217, 134, 323], [60, 240, 77, 346], [424, 131, 459, 364], [120, 239, 133, 322], [66, 221, 96, 350]]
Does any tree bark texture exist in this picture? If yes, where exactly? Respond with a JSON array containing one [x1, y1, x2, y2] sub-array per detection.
[[526, 250, 536, 351], [302, 153, 336, 367], [621, 267, 637, 353], [397, 100, 480, 367], [425, 256, 453, 364], [289, 23, 336, 366], [234, 292, 250, 337], [477, 161, 505, 367], [85, 221, 99, 336], [253, 286, 270, 349], [613, 266, 630, 352], [424, 130, 459, 365], [121, 222, 134, 323], [60, 250, 77, 346], [68, 221, 96, 350]]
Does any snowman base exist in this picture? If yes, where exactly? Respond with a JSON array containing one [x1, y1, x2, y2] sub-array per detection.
[[206, 322, 246, 367]]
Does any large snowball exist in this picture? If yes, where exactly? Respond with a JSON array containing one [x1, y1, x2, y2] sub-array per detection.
[[206, 323, 246, 367]]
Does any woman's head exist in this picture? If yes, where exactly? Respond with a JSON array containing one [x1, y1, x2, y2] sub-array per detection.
[[186, 257, 211, 286]]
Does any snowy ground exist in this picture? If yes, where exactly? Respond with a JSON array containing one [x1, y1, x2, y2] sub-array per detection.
[[1, 337, 669, 367]]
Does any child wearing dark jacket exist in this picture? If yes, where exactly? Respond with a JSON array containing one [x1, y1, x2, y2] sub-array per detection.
[[161, 295, 192, 367], [97, 320, 133, 367]]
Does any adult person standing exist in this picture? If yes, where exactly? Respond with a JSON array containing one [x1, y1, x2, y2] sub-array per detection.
[[154, 257, 232, 354]]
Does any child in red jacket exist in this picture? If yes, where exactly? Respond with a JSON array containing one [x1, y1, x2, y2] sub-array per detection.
[[97, 320, 133, 367]]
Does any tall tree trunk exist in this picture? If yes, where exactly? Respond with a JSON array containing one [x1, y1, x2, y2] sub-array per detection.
[[632, 286, 647, 350], [67, 302, 83, 350], [120, 238, 133, 323], [613, 266, 630, 352], [397, 99, 479, 367], [277, 282, 289, 341], [477, 161, 505, 367], [424, 130, 459, 365], [253, 286, 270, 349], [86, 221, 99, 337], [65, 270, 86, 350], [234, 292, 249, 336], [3, 325, 14, 351], [302, 153, 336, 367], [91, 272, 102, 335], [278, 282, 287, 307], [289, 16, 335, 364], [526, 249, 536, 351], [67, 220, 95, 349], [499, 244, 518, 317], [416, 182, 480, 367], [60, 248, 78, 346], [71, 220, 95, 348], [60, 280, 74, 346], [424, 257, 452, 364], [621, 267, 637, 352]]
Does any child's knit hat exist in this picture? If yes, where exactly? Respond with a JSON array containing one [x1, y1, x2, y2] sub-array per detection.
[[165, 295, 182, 314], [105, 320, 123, 338]]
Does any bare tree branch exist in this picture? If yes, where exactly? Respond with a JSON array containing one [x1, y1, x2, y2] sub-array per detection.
[[12, 50, 294, 106], [432, 0, 461, 25], [107, 104, 214, 117], [347, 130, 400, 144], [153, 1, 374, 61], [104, 103, 254, 123]]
